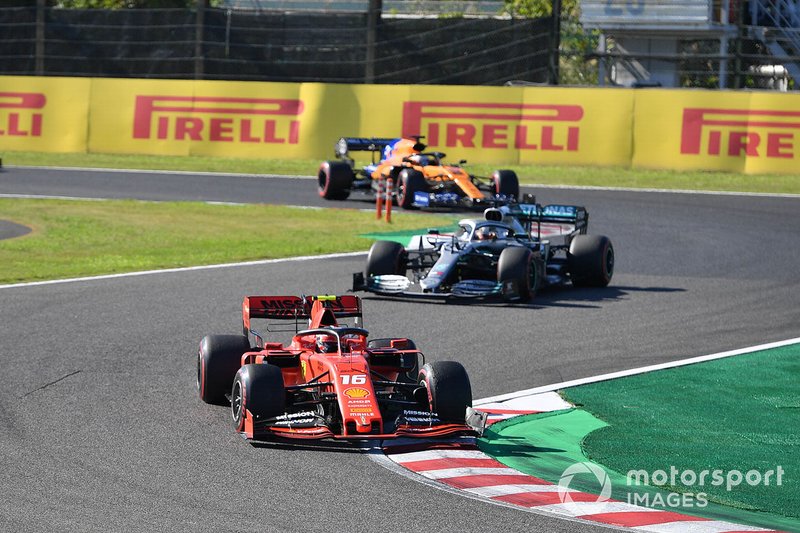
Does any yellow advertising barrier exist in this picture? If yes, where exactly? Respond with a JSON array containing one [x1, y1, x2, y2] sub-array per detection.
[[399, 85, 633, 166], [2, 74, 799, 174], [90, 78, 306, 158], [88, 78, 634, 166], [0, 76, 90, 153], [632, 89, 800, 174]]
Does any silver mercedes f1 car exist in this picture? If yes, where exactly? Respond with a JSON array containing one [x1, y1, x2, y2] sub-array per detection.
[[353, 200, 614, 301]]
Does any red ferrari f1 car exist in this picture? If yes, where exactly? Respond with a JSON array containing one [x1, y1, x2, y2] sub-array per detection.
[[197, 294, 484, 440]]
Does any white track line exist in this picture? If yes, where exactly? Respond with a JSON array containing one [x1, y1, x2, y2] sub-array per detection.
[[475, 337, 800, 406], [0, 193, 111, 201], [377, 338, 798, 530], [0, 251, 367, 290], [520, 183, 800, 199], [389, 449, 490, 463], [6, 165, 799, 198], [4, 165, 314, 180]]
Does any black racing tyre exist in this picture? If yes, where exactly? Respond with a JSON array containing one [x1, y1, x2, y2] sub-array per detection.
[[231, 364, 286, 432], [497, 246, 541, 301], [397, 168, 427, 209], [418, 361, 472, 423], [365, 240, 407, 277], [492, 170, 519, 199], [318, 161, 353, 200], [568, 235, 614, 287], [197, 334, 250, 405]]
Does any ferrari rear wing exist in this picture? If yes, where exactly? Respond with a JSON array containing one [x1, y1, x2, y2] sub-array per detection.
[[242, 295, 363, 339]]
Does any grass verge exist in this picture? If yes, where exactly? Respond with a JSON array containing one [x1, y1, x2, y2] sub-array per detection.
[[0, 198, 455, 284], [562, 343, 800, 525], [4, 151, 799, 195]]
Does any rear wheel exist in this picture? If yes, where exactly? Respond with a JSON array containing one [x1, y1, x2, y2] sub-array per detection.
[[497, 247, 541, 301], [231, 364, 286, 432], [397, 168, 426, 209], [365, 240, 407, 277], [492, 170, 519, 200], [568, 235, 614, 287], [197, 334, 250, 405], [418, 361, 472, 423], [318, 161, 353, 200]]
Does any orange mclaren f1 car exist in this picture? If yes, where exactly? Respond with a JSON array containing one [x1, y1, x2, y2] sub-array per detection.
[[318, 136, 520, 209], [197, 294, 485, 440]]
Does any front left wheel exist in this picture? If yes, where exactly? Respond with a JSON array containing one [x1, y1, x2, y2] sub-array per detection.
[[397, 168, 427, 209], [231, 364, 286, 432], [497, 246, 541, 301]]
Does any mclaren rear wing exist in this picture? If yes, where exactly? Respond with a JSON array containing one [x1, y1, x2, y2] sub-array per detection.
[[242, 295, 363, 344], [335, 137, 398, 160]]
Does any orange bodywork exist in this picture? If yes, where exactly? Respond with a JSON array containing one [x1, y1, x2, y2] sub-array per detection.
[[369, 138, 484, 200]]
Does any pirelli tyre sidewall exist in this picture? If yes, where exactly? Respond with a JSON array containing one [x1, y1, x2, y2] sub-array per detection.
[[231, 364, 286, 432], [197, 334, 250, 405], [397, 168, 426, 209], [365, 240, 407, 277], [497, 246, 541, 301], [318, 160, 353, 200], [568, 234, 614, 287], [491, 169, 520, 199], [418, 361, 472, 423]]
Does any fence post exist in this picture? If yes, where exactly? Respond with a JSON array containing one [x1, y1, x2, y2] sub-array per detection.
[[35, 0, 45, 75], [548, 0, 562, 85], [195, 0, 206, 80], [366, 0, 382, 83], [733, 0, 744, 89]]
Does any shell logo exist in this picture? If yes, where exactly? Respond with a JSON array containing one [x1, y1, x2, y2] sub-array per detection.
[[343, 387, 370, 399]]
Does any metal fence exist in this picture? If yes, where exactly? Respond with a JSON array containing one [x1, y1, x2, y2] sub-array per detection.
[[2, 2, 795, 89], [0, 5, 553, 86], [575, 0, 799, 89]]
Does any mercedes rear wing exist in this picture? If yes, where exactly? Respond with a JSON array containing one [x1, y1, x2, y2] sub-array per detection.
[[242, 295, 363, 344], [506, 203, 589, 235]]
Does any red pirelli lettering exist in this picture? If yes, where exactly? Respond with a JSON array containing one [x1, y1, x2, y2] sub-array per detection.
[[0, 92, 46, 137], [402, 101, 584, 151], [681, 108, 800, 159], [133, 95, 303, 144]]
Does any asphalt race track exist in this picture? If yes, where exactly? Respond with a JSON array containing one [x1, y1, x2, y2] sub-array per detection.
[[0, 219, 31, 241], [1, 167, 799, 532]]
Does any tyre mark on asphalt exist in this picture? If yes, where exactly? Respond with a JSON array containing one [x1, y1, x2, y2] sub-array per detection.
[[19, 370, 82, 399]]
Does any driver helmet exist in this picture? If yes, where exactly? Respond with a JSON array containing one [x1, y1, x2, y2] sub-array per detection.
[[475, 226, 498, 241], [408, 154, 428, 166], [340, 333, 363, 352], [316, 334, 339, 353]]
